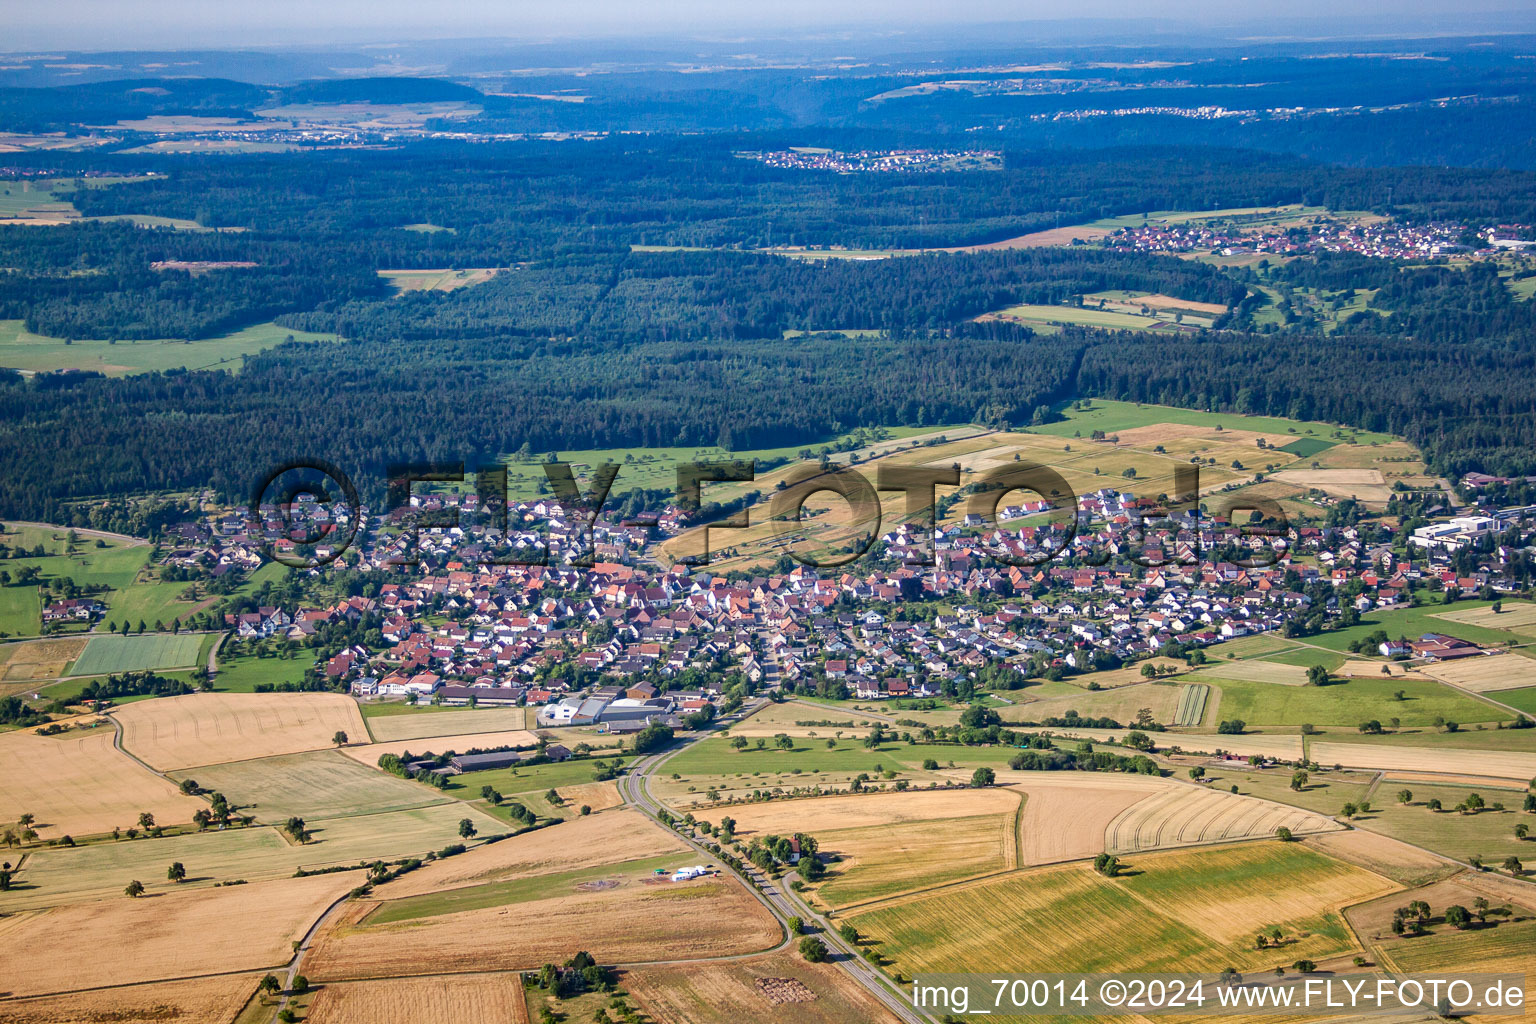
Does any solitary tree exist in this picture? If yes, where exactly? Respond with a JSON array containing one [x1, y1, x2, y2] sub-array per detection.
[[332, 730, 348, 746], [1398, 789, 1414, 805], [798, 936, 829, 962], [458, 818, 477, 839], [971, 766, 995, 788], [1275, 827, 1294, 842], [124, 879, 145, 898], [1290, 770, 1308, 792], [167, 861, 186, 883]]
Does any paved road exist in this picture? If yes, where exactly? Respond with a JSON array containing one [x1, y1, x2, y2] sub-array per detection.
[[1, 521, 149, 547], [620, 706, 931, 1024]]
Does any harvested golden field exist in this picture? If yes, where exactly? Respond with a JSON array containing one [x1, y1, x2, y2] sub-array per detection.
[[1432, 601, 1536, 634], [305, 973, 527, 1024], [169, 748, 450, 821], [1382, 769, 1528, 789], [1004, 681, 1182, 725], [1119, 841, 1399, 946], [1104, 781, 1342, 855], [377, 809, 685, 899], [378, 267, 502, 293], [1214, 634, 1297, 659], [1309, 740, 1536, 781], [625, 952, 904, 1024], [1336, 659, 1424, 678], [1068, 659, 1188, 689], [1014, 773, 1167, 865], [366, 708, 534, 742], [1130, 293, 1229, 315], [696, 788, 1018, 836], [1302, 827, 1458, 887], [556, 780, 622, 812], [10, 804, 495, 911], [1109, 422, 1273, 449], [849, 842, 1379, 977], [307, 874, 780, 980], [724, 700, 894, 736], [0, 637, 87, 681], [1419, 653, 1536, 693], [1190, 660, 1309, 686], [339, 729, 541, 765], [0, 724, 205, 839], [116, 691, 367, 770], [0, 871, 364, 996], [0, 973, 258, 1024], [1269, 468, 1393, 501], [817, 814, 1014, 906], [952, 223, 1116, 249]]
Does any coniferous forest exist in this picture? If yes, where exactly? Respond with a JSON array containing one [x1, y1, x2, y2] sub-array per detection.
[[2, 123, 1536, 518]]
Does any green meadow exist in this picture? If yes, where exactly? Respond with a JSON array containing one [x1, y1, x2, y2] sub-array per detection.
[[1307, 600, 1536, 653], [1023, 399, 1395, 444], [0, 320, 338, 377], [68, 632, 206, 676], [1204, 675, 1506, 729], [491, 424, 963, 501]]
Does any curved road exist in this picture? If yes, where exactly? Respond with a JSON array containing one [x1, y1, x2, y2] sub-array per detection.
[[621, 706, 931, 1024]]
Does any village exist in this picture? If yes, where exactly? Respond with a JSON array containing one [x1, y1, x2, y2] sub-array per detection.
[[122, 467, 1536, 730], [1100, 215, 1536, 262]]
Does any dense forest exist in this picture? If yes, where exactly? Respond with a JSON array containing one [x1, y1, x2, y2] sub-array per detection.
[[2, 136, 1536, 520], [1, 140, 1533, 341], [279, 248, 1240, 342], [5, 40, 1536, 166]]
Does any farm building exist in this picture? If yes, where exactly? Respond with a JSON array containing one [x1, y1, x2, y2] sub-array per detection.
[[1408, 633, 1486, 661], [438, 684, 524, 706], [42, 598, 104, 623], [450, 751, 523, 773]]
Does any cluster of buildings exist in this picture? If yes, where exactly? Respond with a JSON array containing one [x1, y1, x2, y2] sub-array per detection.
[[744, 148, 1001, 174], [1101, 216, 1521, 262], [41, 597, 104, 623], [167, 478, 1536, 716]]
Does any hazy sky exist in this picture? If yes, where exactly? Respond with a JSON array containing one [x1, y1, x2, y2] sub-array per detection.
[[9, 0, 1536, 50]]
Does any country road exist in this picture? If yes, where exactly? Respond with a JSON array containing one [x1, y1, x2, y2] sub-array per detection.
[[260, 700, 929, 1024], [620, 704, 932, 1024]]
